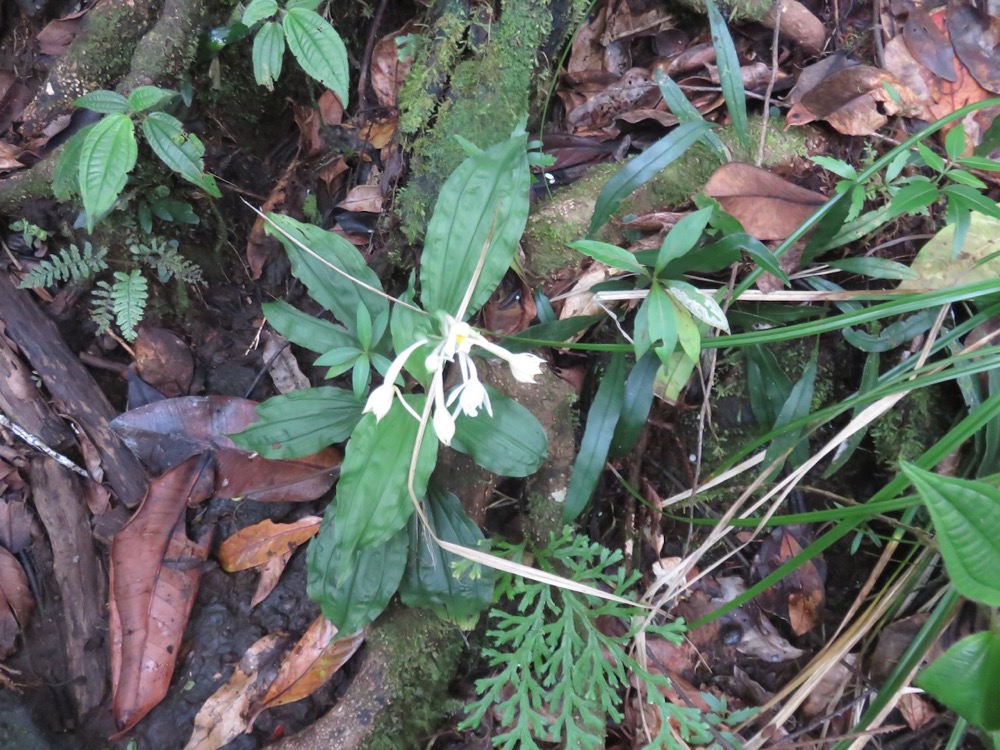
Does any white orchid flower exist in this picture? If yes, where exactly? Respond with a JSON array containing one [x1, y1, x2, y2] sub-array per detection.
[[362, 313, 545, 446]]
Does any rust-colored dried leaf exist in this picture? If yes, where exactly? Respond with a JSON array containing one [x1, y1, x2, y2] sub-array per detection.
[[250, 552, 292, 608], [0, 546, 34, 658], [337, 184, 383, 214], [183, 633, 287, 750], [704, 163, 826, 240], [134, 327, 194, 398], [751, 526, 826, 635], [110, 396, 341, 503], [262, 332, 309, 395], [110, 456, 215, 735], [903, 6, 957, 82], [786, 65, 914, 135], [947, 0, 1000, 94], [253, 616, 365, 719], [218, 517, 322, 572], [370, 21, 417, 108]]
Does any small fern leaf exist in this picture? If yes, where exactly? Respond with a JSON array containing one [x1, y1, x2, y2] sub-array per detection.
[[19, 242, 108, 288], [109, 270, 148, 341], [89, 282, 114, 335]]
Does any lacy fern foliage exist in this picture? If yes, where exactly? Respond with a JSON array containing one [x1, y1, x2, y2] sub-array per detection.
[[129, 236, 202, 284], [462, 530, 713, 749], [19, 242, 108, 288], [91, 269, 149, 341]]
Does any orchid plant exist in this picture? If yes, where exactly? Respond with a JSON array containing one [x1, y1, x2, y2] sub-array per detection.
[[232, 126, 578, 631]]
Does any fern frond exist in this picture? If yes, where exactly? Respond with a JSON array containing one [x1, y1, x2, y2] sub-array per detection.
[[129, 237, 203, 284], [91, 270, 148, 341], [19, 242, 108, 288]]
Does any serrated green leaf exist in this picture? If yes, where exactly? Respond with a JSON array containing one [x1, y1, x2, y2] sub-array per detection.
[[266, 214, 388, 337], [79, 114, 137, 229], [53, 123, 94, 200], [609, 351, 659, 458], [74, 90, 129, 114], [126, 85, 175, 113], [283, 8, 349, 105], [946, 170, 988, 189], [917, 631, 1000, 731], [141, 112, 222, 197], [110, 269, 148, 341], [451, 387, 547, 477], [231, 386, 363, 458], [569, 239, 646, 275], [666, 280, 729, 331], [399, 485, 494, 622], [262, 300, 354, 354], [421, 127, 530, 318], [945, 124, 967, 161], [253, 21, 285, 90], [655, 207, 712, 274], [917, 141, 946, 173], [887, 179, 939, 219], [810, 155, 858, 180], [943, 184, 1000, 220], [335, 396, 437, 559], [242, 0, 278, 26], [900, 462, 1000, 606], [590, 120, 711, 235], [957, 155, 1000, 172], [307, 512, 408, 632], [564, 351, 626, 522]]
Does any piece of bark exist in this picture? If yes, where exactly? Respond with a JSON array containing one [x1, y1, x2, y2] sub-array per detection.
[[28, 455, 108, 720], [0, 271, 146, 506], [0, 335, 74, 450]]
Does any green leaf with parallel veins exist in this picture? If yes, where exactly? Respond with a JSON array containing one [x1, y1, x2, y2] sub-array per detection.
[[639, 283, 678, 364], [231, 386, 363, 458], [79, 114, 137, 229], [141, 112, 221, 197], [451, 387, 547, 477], [564, 351, 626, 522], [705, 0, 748, 151], [666, 280, 729, 331], [74, 90, 128, 114], [262, 300, 353, 354], [53, 123, 93, 200], [887, 179, 939, 219], [282, 8, 349, 105], [569, 240, 646, 275], [266, 214, 388, 338], [252, 21, 284, 90], [673, 296, 701, 362], [610, 351, 659, 458], [307, 512, 408, 632], [126, 86, 175, 113], [421, 127, 530, 318], [900, 462, 1000, 606], [399, 485, 495, 622], [655, 207, 712, 275], [390, 280, 435, 385], [335, 396, 437, 559], [917, 631, 1000, 731]]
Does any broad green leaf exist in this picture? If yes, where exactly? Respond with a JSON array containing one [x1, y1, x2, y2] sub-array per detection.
[[810, 155, 857, 180], [636, 283, 677, 363], [900, 462, 1000, 606], [653, 348, 697, 403], [53, 123, 94, 200], [266, 213, 388, 337], [958, 155, 1000, 172], [252, 21, 285, 90], [899, 213, 1000, 291], [826, 256, 918, 280], [399, 485, 494, 622], [351, 354, 370, 399], [79, 113, 137, 230], [74, 90, 128, 114], [947, 170, 988, 189], [307, 513, 408, 632], [126, 85, 175, 113], [283, 8, 349, 105], [451, 387, 547, 477], [655, 71, 727, 160], [655, 207, 712, 274], [673, 296, 702, 362], [390, 280, 435, 384], [262, 300, 353, 353], [943, 183, 1000, 220], [355, 304, 373, 350], [945, 123, 967, 161], [887, 179, 939, 219], [610, 351, 659, 458], [421, 127, 530, 318], [763, 349, 817, 474], [666, 280, 729, 331], [564, 351, 626, 522], [335, 396, 437, 558], [242, 0, 278, 26], [705, 0, 748, 151], [231, 386, 363, 458], [314, 346, 363, 378], [917, 141, 946, 173], [568, 239, 646, 275], [590, 120, 711, 235], [917, 631, 1000, 731], [141, 112, 222, 197]]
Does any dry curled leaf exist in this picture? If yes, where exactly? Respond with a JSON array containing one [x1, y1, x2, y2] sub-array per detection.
[[218, 517, 322, 572], [786, 65, 915, 135]]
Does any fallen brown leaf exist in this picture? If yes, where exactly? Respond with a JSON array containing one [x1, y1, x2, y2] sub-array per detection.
[[947, 0, 1000, 94], [786, 65, 914, 135], [370, 21, 418, 109], [0, 545, 33, 658], [218, 517, 322, 572], [134, 327, 194, 398]]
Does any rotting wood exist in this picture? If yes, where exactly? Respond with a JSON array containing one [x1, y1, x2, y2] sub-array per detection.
[[0, 271, 147, 507]]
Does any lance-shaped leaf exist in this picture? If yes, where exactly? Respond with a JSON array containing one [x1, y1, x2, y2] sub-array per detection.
[[262, 300, 354, 353], [253, 21, 285, 90], [79, 113, 137, 229], [451, 387, 547, 477], [142, 112, 221, 197], [420, 127, 530, 318], [917, 631, 1000, 731], [282, 8, 349, 105]]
